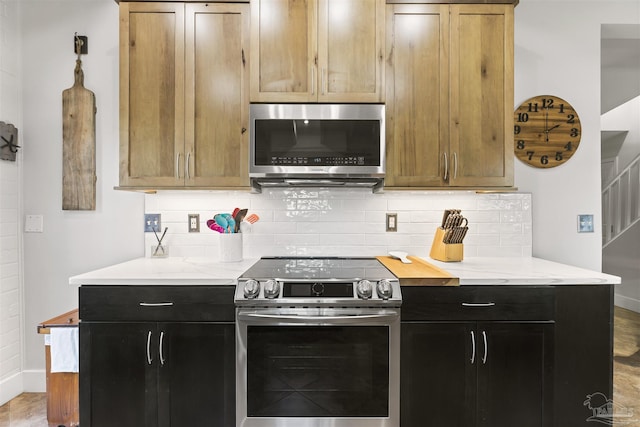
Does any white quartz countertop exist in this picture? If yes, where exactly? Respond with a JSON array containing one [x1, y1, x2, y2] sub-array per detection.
[[69, 256, 620, 286], [427, 257, 620, 285], [69, 257, 259, 286]]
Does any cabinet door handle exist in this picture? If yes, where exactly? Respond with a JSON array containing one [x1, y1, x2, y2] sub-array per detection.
[[453, 152, 458, 179], [146, 331, 153, 365], [311, 67, 315, 95], [470, 330, 476, 364], [176, 153, 181, 179], [159, 331, 166, 366], [443, 152, 449, 181], [461, 302, 496, 308], [186, 152, 191, 180], [139, 302, 174, 307], [482, 330, 488, 364], [322, 68, 326, 95]]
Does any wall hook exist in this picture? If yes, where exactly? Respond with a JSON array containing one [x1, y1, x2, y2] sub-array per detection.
[[74, 32, 88, 57]]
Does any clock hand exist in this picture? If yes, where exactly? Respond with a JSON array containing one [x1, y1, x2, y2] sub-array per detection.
[[547, 124, 560, 132], [544, 110, 549, 142]]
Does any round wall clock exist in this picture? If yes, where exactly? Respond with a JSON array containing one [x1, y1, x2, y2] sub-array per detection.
[[514, 95, 581, 168]]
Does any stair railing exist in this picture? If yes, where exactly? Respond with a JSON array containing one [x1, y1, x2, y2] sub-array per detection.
[[602, 153, 640, 247]]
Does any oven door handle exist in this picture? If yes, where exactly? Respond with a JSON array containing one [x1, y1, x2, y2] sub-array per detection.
[[237, 311, 399, 324]]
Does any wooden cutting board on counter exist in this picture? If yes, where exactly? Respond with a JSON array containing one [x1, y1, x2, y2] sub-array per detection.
[[376, 256, 459, 286]]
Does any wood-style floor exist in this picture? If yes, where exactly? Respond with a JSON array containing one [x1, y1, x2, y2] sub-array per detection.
[[1, 307, 639, 427]]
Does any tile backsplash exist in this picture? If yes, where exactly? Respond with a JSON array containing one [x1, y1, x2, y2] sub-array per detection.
[[144, 189, 532, 260]]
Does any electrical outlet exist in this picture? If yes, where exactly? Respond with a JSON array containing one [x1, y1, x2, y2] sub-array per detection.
[[386, 213, 398, 232], [144, 214, 161, 233], [188, 214, 200, 233]]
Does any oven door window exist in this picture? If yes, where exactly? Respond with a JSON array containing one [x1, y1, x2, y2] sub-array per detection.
[[246, 325, 389, 417]]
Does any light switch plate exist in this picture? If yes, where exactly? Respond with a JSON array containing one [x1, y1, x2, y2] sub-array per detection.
[[25, 215, 44, 233], [145, 214, 161, 233], [577, 214, 594, 233]]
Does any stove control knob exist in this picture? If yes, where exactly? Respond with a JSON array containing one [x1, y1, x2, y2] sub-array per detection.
[[356, 280, 373, 300], [312, 283, 325, 296], [264, 279, 280, 299], [376, 279, 393, 300], [243, 279, 260, 299]]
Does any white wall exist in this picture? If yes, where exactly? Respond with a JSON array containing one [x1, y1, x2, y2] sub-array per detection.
[[6, 0, 639, 398], [18, 0, 143, 397], [514, 0, 640, 270], [0, 0, 24, 404]]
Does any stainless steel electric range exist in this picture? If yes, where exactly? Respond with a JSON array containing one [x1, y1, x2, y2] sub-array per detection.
[[235, 257, 401, 427]]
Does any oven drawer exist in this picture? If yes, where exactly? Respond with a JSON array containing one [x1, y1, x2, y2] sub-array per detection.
[[401, 286, 555, 321], [79, 285, 235, 322]]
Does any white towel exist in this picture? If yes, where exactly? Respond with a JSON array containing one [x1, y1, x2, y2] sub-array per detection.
[[50, 327, 79, 373]]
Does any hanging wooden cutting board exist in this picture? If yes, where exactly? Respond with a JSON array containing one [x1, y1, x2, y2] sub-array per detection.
[[62, 59, 96, 210]]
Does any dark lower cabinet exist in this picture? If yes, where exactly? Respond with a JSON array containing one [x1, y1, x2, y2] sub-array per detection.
[[79, 286, 236, 427], [401, 321, 553, 427], [79, 322, 234, 427], [400, 284, 614, 427], [400, 286, 556, 427], [476, 322, 554, 427], [80, 322, 151, 427]]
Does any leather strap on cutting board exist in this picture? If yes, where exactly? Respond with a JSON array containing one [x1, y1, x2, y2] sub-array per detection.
[[376, 256, 459, 286], [62, 59, 96, 210]]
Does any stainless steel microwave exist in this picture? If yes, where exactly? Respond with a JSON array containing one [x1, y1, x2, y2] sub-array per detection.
[[249, 104, 385, 192]]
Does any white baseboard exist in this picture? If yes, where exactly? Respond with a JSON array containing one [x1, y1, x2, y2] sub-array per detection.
[[0, 372, 23, 406], [22, 369, 46, 393], [615, 293, 640, 313]]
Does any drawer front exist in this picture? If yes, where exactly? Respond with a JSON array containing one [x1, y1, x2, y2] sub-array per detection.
[[79, 286, 235, 322], [401, 286, 555, 321]]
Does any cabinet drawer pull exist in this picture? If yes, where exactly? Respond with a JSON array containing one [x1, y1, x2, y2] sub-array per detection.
[[139, 302, 174, 307], [176, 153, 181, 179], [159, 331, 166, 366], [146, 331, 153, 365], [461, 302, 496, 308], [482, 330, 488, 364], [470, 330, 476, 364]]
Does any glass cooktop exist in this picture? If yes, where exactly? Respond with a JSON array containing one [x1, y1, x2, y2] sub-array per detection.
[[239, 257, 396, 281]]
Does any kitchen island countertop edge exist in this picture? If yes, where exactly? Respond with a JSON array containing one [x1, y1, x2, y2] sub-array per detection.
[[69, 256, 620, 286]]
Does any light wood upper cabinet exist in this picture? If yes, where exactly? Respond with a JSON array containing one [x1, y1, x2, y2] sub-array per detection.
[[449, 4, 513, 187], [385, 4, 449, 187], [119, 2, 249, 189], [250, 0, 385, 103], [119, 2, 184, 188], [385, 3, 514, 188], [185, 3, 249, 187]]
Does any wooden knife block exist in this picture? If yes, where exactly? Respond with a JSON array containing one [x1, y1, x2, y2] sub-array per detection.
[[430, 227, 463, 262]]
